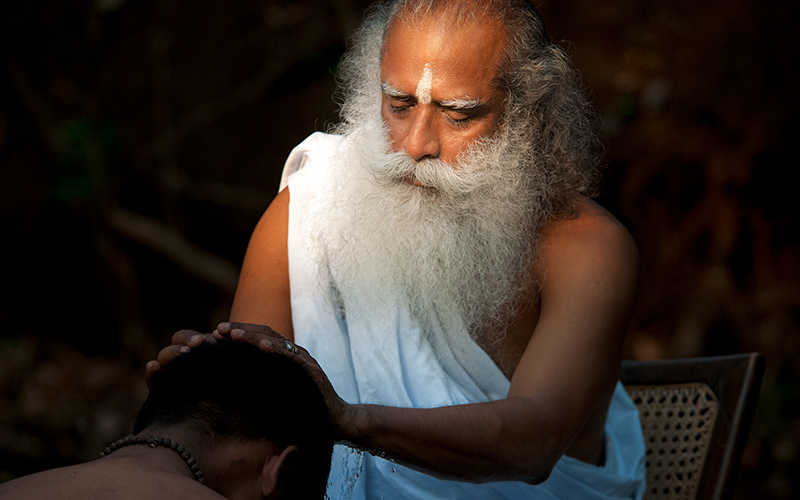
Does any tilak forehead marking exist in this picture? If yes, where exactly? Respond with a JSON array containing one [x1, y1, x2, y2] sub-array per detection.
[[416, 63, 433, 105]]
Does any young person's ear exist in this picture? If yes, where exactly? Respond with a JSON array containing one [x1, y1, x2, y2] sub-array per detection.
[[261, 445, 300, 499]]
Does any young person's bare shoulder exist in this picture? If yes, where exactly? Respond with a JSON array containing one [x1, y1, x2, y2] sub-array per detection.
[[0, 461, 224, 500]]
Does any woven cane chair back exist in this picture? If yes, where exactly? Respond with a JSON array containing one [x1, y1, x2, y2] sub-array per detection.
[[625, 382, 719, 499], [620, 353, 765, 500]]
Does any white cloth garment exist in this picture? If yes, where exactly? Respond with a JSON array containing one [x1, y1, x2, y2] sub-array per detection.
[[284, 132, 646, 499]]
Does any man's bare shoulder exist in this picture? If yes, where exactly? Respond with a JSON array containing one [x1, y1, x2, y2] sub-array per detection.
[[540, 197, 638, 266], [532, 196, 639, 300]]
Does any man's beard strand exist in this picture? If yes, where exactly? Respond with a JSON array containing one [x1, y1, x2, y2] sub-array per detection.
[[303, 117, 553, 343]]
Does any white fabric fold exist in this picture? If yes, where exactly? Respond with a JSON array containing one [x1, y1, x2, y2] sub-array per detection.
[[285, 132, 646, 499]]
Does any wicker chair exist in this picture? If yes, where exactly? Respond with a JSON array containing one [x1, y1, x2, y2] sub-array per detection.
[[620, 352, 765, 500]]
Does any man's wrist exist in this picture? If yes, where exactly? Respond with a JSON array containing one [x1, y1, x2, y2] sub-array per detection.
[[336, 403, 372, 450]]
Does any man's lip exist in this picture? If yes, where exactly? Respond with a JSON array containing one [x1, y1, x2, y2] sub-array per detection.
[[404, 174, 424, 187]]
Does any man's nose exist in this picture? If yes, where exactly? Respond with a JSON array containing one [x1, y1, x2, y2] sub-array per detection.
[[403, 108, 440, 161]]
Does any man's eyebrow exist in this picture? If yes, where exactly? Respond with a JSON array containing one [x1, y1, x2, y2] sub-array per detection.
[[381, 82, 488, 110], [381, 82, 412, 99], [437, 97, 484, 110]]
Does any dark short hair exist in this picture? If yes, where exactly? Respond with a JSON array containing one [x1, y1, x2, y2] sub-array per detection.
[[134, 338, 333, 499]]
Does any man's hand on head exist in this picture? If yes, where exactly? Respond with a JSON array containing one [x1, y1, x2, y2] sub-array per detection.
[[215, 321, 355, 441], [144, 328, 222, 388]]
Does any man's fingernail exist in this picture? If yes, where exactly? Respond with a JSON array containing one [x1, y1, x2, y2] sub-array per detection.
[[218, 322, 231, 329], [180, 346, 190, 353], [231, 328, 245, 337]]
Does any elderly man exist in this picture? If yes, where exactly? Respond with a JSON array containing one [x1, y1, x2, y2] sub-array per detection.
[[159, 0, 646, 498], [1, 339, 334, 500]]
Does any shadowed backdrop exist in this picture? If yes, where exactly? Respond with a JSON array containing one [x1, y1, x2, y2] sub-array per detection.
[[0, 0, 797, 498]]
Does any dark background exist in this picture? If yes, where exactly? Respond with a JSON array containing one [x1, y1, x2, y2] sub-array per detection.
[[1, 0, 798, 498]]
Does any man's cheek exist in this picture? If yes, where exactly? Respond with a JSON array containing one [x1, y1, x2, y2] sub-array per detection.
[[385, 126, 406, 152]]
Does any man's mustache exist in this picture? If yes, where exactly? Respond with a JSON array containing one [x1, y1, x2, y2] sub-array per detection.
[[371, 149, 502, 197]]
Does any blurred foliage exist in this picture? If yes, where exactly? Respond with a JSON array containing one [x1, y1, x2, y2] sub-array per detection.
[[0, 0, 797, 498]]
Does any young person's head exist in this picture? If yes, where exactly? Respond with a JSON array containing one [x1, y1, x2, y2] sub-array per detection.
[[134, 338, 334, 499]]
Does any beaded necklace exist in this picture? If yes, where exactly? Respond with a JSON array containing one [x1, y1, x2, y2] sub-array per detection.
[[100, 434, 204, 483]]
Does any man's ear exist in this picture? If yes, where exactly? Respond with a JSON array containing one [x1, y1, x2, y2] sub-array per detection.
[[261, 445, 301, 499]]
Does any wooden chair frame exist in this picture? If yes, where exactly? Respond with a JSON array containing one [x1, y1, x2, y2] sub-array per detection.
[[620, 352, 765, 500]]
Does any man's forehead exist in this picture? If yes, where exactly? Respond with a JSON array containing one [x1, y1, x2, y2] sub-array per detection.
[[380, 24, 506, 101], [379, 66, 505, 109]]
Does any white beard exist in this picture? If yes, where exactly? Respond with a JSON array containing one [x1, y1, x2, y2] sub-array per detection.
[[306, 119, 546, 342]]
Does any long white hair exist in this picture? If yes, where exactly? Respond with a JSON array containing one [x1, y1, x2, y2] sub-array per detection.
[[310, 0, 602, 339]]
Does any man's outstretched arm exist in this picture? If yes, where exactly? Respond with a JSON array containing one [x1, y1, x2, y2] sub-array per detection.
[[220, 199, 639, 484]]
